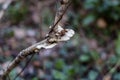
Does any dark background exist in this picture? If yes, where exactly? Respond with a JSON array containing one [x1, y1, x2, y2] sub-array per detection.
[[0, 0, 120, 80]]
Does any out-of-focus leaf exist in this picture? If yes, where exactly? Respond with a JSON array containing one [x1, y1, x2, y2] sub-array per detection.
[[90, 51, 100, 61], [0, 55, 5, 62], [104, 0, 120, 7], [7, 2, 28, 23], [88, 70, 98, 80], [82, 14, 96, 26], [107, 55, 118, 65], [81, 45, 89, 53], [59, 47, 67, 56], [115, 33, 120, 57], [32, 77, 38, 80], [52, 70, 67, 80], [113, 73, 120, 80], [9, 69, 18, 80], [64, 66, 76, 77], [44, 60, 53, 69], [55, 59, 65, 70], [79, 54, 90, 62], [110, 12, 120, 20], [0, 28, 14, 38], [79, 65, 88, 76], [73, 60, 80, 73], [42, 8, 53, 26], [84, 0, 98, 9]]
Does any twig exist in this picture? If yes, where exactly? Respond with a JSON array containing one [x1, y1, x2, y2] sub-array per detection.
[[103, 59, 120, 80], [48, 0, 71, 35], [13, 53, 35, 80], [0, 0, 75, 79]]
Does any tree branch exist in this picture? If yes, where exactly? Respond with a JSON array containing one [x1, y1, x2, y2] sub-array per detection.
[[0, 0, 74, 79]]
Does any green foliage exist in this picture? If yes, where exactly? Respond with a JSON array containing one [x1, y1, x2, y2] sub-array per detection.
[[88, 70, 98, 80], [42, 9, 54, 26], [44, 60, 53, 69], [7, 2, 28, 24], [82, 14, 96, 26], [79, 54, 90, 62], [90, 51, 100, 61], [113, 73, 120, 80], [32, 77, 38, 80], [1, 0, 120, 80], [84, 0, 99, 9], [9, 69, 18, 80], [52, 70, 67, 80], [107, 55, 118, 65], [115, 32, 120, 57], [55, 59, 65, 70], [64, 66, 76, 77], [0, 28, 14, 38]]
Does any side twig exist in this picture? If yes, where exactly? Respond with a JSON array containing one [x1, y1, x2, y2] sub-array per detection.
[[13, 53, 36, 80]]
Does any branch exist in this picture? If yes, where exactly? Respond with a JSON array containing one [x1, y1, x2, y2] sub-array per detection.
[[0, 0, 74, 79], [48, 0, 71, 34]]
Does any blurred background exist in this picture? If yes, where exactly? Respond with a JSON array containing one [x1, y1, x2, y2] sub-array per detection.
[[0, 0, 120, 80]]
